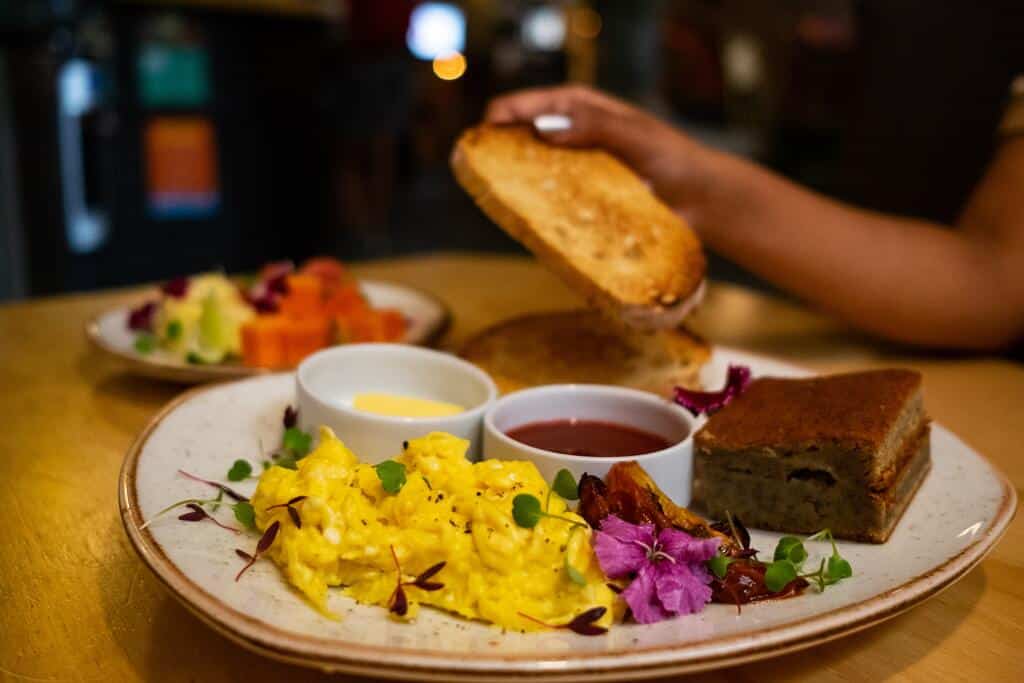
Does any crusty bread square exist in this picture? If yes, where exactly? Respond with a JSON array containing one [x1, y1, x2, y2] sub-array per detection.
[[451, 125, 705, 329], [459, 309, 710, 396]]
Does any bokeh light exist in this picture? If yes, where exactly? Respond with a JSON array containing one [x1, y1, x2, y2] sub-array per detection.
[[432, 51, 467, 80], [406, 2, 466, 61]]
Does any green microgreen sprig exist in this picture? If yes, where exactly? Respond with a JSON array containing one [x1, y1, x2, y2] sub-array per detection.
[[762, 529, 853, 592], [375, 460, 407, 494], [134, 333, 156, 354], [227, 459, 253, 481], [512, 493, 587, 530]]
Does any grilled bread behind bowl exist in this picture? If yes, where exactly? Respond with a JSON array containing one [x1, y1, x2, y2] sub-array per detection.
[[459, 309, 710, 396], [451, 125, 706, 330]]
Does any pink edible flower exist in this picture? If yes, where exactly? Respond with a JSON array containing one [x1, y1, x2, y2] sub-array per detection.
[[673, 364, 751, 417], [594, 515, 719, 624]]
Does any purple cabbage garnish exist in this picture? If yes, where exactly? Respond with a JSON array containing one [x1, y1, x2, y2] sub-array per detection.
[[161, 276, 189, 298], [127, 300, 157, 332], [673, 364, 751, 417]]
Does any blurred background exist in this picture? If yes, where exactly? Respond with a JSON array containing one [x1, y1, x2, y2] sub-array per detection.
[[1, 0, 1021, 301]]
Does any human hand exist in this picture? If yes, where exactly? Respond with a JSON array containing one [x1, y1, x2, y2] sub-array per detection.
[[484, 85, 716, 215]]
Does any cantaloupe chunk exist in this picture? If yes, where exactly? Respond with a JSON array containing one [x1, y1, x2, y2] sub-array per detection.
[[241, 315, 287, 368]]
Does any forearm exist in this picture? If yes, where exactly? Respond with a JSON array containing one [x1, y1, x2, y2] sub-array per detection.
[[684, 152, 1024, 349]]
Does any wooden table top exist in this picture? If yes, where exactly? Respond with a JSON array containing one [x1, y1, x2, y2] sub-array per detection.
[[1, 253, 1021, 682]]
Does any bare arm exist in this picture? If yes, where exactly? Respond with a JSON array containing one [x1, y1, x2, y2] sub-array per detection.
[[486, 86, 1024, 350]]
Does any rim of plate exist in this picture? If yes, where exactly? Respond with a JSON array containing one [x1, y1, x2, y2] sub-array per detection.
[[88, 279, 452, 383], [118, 353, 1018, 680]]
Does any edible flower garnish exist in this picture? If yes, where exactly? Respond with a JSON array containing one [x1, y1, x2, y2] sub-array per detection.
[[594, 515, 719, 624], [672, 364, 751, 417], [517, 606, 609, 636], [235, 520, 280, 581], [387, 545, 446, 617]]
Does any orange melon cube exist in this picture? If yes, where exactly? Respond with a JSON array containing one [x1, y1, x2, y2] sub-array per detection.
[[279, 274, 324, 318], [283, 316, 331, 366], [241, 315, 287, 369]]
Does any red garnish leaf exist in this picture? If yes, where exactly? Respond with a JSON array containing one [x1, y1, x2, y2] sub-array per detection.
[[235, 549, 254, 562], [389, 585, 409, 616], [519, 608, 608, 636], [414, 561, 446, 584], [178, 503, 207, 522], [236, 521, 280, 582], [566, 607, 608, 636], [414, 581, 443, 592], [257, 521, 280, 554], [127, 301, 157, 331], [161, 276, 189, 298], [177, 470, 248, 502], [287, 506, 302, 529], [247, 289, 279, 314], [673, 364, 751, 417], [283, 405, 298, 429], [711, 513, 752, 551]]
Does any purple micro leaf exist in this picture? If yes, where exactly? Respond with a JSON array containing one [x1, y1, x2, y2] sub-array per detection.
[[178, 504, 207, 522], [414, 561, 446, 584], [161, 276, 189, 298], [127, 301, 157, 331], [283, 405, 298, 429], [566, 607, 608, 636], [389, 585, 409, 616], [414, 581, 444, 592], [672, 364, 752, 417], [177, 469, 248, 502], [256, 521, 280, 554]]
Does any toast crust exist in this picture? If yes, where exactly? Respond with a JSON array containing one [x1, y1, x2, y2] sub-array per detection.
[[452, 125, 706, 329], [459, 309, 710, 395]]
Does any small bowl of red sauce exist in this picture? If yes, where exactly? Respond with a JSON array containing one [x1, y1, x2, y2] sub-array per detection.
[[483, 384, 696, 505]]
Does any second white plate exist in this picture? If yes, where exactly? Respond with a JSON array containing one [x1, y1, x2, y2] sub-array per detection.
[[88, 280, 450, 383]]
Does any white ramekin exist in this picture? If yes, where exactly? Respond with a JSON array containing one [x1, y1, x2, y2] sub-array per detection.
[[296, 344, 498, 463], [483, 384, 696, 505]]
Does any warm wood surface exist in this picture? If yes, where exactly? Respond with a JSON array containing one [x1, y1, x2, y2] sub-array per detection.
[[0, 253, 1020, 682]]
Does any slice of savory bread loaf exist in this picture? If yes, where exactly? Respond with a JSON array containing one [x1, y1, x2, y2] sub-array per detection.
[[452, 125, 706, 330], [693, 369, 931, 543]]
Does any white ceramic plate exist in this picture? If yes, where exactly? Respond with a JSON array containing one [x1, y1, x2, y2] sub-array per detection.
[[118, 349, 1016, 681], [89, 280, 450, 383]]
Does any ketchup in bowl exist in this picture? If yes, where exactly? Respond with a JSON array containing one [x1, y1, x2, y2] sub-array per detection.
[[505, 419, 676, 458]]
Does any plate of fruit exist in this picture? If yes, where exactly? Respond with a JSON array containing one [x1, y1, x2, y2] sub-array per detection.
[[88, 257, 449, 383]]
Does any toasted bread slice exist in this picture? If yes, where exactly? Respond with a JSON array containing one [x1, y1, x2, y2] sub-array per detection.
[[451, 125, 706, 329], [459, 309, 710, 395]]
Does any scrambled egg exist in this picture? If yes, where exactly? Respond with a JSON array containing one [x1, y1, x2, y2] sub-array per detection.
[[251, 429, 618, 631]]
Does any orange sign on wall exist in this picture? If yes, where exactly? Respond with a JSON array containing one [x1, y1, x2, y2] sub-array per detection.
[[144, 117, 220, 218]]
